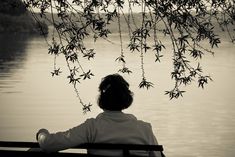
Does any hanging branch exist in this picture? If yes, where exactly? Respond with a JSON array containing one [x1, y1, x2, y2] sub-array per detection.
[[23, 0, 235, 111], [116, 6, 132, 74], [138, 0, 154, 89]]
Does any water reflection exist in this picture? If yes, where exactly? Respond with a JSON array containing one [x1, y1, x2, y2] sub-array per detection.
[[0, 33, 32, 92], [0, 33, 30, 68]]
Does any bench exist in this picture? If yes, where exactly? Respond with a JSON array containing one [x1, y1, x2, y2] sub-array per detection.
[[0, 141, 165, 156]]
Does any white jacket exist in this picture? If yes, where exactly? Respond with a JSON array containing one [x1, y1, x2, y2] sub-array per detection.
[[38, 110, 162, 157]]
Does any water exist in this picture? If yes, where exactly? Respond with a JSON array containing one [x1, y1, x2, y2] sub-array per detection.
[[0, 33, 235, 157]]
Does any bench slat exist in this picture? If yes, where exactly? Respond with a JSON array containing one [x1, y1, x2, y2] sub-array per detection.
[[0, 150, 93, 157], [0, 141, 165, 157], [0, 141, 163, 151]]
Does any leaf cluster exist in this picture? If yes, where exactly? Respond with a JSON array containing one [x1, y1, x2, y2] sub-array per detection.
[[23, 0, 235, 111], [139, 78, 154, 90]]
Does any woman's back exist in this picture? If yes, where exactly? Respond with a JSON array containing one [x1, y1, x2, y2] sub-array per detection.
[[36, 74, 162, 156], [87, 111, 160, 156]]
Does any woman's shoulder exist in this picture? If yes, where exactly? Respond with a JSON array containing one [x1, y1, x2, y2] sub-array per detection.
[[85, 111, 153, 130], [135, 118, 152, 129], [122, 113, 153, 129]]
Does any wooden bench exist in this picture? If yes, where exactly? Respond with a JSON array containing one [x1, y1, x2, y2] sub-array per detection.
[[0, 141, 165, 157]]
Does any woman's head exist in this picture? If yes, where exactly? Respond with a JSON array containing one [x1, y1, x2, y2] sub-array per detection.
[[98, 74, 133, 111]]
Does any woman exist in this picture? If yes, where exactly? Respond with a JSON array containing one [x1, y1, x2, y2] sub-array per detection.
[[37, 74, 162, 156]]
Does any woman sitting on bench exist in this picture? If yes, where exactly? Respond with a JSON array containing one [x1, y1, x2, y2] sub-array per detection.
[[36, 74, 162, 157]]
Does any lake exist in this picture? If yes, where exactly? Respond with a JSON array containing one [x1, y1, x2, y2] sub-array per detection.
[[0, 33, 235, 157]]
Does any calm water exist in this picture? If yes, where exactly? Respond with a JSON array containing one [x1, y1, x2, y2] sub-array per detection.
[[0, 33, 235, 157]]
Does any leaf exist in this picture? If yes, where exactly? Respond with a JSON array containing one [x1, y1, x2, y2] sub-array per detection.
[[171, 71, 181, 79], [118, 67, 132, 74], [198, 75, 212, 88], [210, 37, 221, 48], [143, 44, 151, 52], [67, 74, 80, 85], [115, 55, 125, 63], [115, 0, 124, 8], [178, 34, 189, 46], [83, 103, 92, 114], [145, 20, 152, 28], [99, 29, 111, 37], [51, 68, 62, 76], [83, 49, 95, 60], [80, 70, 94, 80], [181, 76, 193, 85], [189, 49, 204, 59], [153, 42, 165, 53], [72, 0, 82, 5], [70, 66, 79, 75], [66, 53, 78, 63], [48, 42, 60, 55], [139, 78, 154, 89], [128, 43, 140, 52], [165, 88, 185, 99], [155, 54, 163, 62], [196, 63, 203, 73]]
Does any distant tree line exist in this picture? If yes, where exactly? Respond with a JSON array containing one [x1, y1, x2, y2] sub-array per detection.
[[0, 0, 26, 15], [0, 0, 48, 34]]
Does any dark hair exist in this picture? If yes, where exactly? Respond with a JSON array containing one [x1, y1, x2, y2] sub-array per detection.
[[98, 74, 133, 111]]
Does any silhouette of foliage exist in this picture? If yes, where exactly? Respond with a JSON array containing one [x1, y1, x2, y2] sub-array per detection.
[[139, 78, 154, 89], [0, 0, 48, 34], [23, 0, 235, 112], [0, 0, 26, 15]]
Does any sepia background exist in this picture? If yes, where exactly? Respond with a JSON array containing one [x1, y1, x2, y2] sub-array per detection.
[[0, 31, 235, 157], [1, 0, 235, 156]]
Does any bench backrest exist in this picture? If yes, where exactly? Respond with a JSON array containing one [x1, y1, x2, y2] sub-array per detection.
[[0, 141, 165, 157]]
